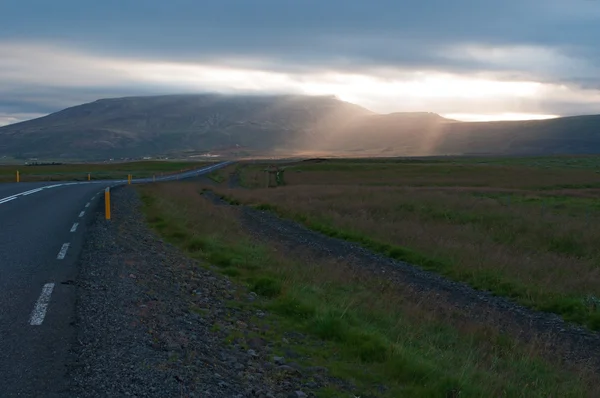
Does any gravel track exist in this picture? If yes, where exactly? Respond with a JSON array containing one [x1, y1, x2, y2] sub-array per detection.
[[230, 195, 600, 369]]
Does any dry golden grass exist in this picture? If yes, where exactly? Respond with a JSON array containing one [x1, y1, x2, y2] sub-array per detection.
[[240, 161, 600, 190], [220, 160, 600, 329]]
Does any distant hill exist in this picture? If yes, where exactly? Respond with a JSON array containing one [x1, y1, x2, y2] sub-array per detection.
[[436, 116, 600, 156], [1, 93, 600, 159], [0, 94, 372, 159], [321, 113, 600, 157]]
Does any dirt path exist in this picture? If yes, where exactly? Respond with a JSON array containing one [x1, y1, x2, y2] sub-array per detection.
[[217, 193, 600, 370]]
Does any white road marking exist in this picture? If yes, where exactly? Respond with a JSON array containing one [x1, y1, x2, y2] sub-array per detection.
[[0, 162, 231, 206], [56, 243, 70, 260], [0, 196, 17, 204], [30, 283, 55, 326], [22, 188, 43, 196], [70, 223, 79, 232], [0, 184, 65, 205], [19, 188, 41, 195], [78, 211, 85, 218], [85, 202, 90, 208]]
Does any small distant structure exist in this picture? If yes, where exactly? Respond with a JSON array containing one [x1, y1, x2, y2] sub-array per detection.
[[191, 153, 221, 158], [25, 160, 63, 166], [264, 165, 285, 188]]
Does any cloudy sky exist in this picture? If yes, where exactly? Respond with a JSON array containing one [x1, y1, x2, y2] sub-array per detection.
[[1, 0, 600, 125]]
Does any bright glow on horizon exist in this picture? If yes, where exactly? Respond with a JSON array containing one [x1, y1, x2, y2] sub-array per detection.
[[0, 113, 47, 127], [128, 62, 543, 101], [444, 113, 560, 122]]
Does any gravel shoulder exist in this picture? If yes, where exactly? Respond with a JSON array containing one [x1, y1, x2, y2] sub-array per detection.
[[68, 187, 315, 397]]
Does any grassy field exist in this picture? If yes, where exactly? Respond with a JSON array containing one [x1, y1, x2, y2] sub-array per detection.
[[0, 161, 215, 183], [207, 156, 600, 331], [138, 182, 598, 397], [238, 159, 600, 189]]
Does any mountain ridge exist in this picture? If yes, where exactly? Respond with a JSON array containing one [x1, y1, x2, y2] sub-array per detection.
[[1, 93, 599, 159]]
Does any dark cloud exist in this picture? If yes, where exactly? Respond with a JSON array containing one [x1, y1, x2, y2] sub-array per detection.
[[3, 0, 599, 70], [0, 85, 177, 111], [1, 0, 600, 121]]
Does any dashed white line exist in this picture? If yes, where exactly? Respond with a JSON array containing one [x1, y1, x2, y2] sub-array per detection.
[[56, 243, 70, 260], [0, 184, 65, 206], [22, 188, 43, 196], [78, 211, 85, 218], [85, 202, 90, 208], [30, 283, 55, 326], [70, 223, 79, 232]]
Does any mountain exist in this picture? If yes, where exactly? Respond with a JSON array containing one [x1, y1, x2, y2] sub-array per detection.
[[0, 94, 372, 159], [1, 93, 600, 160]]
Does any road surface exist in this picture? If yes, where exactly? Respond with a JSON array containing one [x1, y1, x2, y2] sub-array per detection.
[[0, 161, 231, 396]]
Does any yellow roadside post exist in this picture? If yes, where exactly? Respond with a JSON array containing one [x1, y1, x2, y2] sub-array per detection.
[[88, 173, 91, 181], [16, 170, 20, 183], [128, 174, 132, 184], [104, 188, 111, 220]]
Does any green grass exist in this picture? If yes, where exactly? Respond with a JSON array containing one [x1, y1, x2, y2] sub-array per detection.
[[137, 183, 597, 397], [231, 199, 600, 331], [0, 160, 215, 182], [262, 157, 600, 190], [295, 155, 600, 170], [251, 277, 282, 297], [208, 171, 226, 183], [463, 155, 600, 170]]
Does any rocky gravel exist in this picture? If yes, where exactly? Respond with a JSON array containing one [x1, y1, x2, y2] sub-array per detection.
[[232, 196, 600, 369], [68, 187, 324, 397]]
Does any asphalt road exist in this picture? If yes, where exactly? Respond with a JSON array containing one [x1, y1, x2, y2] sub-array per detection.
[[0, 161, 231, 397]]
